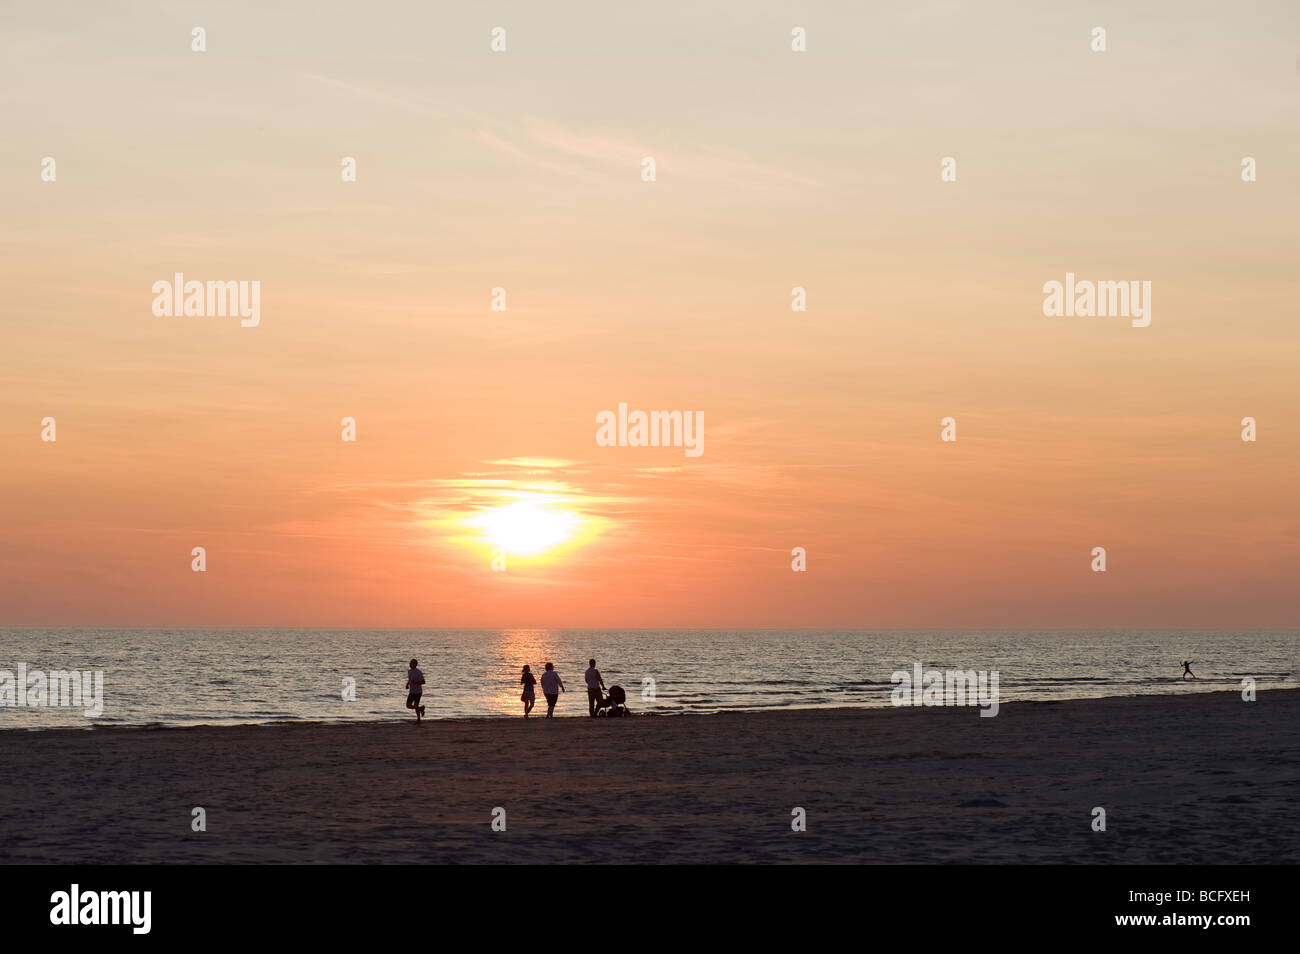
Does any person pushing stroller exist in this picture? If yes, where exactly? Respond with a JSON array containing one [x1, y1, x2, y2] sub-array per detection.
[[585, 659, 607, 717]]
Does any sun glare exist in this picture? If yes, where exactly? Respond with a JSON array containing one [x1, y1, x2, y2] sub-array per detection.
[[472, 501, 580, 556]]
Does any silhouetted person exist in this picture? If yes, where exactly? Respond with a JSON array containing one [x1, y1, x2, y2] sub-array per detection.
[[585, 658, 606, 716], [520, 665, 537, 718], [1181, 660, 1196, 680], [406, 658, 426, 721], [540, 662, 565, 718]]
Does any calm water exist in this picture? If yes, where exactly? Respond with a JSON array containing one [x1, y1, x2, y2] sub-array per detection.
[[0, 629, 1295, 729]]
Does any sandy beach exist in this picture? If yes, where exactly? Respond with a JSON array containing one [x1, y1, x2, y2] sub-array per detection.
[[2, 690, 1296, 864]]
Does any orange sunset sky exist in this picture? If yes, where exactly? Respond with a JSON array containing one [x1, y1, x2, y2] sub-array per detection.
[[2, 1, 1298, 628]]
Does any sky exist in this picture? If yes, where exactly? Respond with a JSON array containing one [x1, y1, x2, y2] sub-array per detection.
[[1, 1, 1298, 628]]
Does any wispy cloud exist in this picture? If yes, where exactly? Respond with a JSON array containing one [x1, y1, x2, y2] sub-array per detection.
[[471, 117, 826, 192]]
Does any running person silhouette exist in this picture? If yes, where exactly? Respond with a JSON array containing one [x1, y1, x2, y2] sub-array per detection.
[[1181, 660, 1196, 680], [406, 658, 426, 720]]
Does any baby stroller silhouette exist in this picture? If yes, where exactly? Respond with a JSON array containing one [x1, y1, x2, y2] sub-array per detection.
[[593, 684, 631, 717]]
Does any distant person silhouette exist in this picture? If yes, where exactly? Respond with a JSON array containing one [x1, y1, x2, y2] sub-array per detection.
[[585, 658, 607, 717], [1181, 660, 1197, 680], [405, 658, 426, 721], [520, 665, 537, 718], [540, 662, 565, 718]]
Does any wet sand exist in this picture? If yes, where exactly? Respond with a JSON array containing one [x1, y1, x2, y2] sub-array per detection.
[[1, 690, 1296, 863]]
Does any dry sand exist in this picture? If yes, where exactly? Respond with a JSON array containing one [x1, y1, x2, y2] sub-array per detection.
[[1, 690, 1296, 864]]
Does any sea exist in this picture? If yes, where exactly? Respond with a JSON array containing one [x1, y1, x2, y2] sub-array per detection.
[[0, 628, 1294, 729]]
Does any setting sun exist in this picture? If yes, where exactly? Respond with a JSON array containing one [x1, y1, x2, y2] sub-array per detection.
[[472, 501, 580, 555]]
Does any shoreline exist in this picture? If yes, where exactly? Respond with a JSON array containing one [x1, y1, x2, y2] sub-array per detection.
[[3, 683, 1291, 736], [2, 690, 1297, 863]]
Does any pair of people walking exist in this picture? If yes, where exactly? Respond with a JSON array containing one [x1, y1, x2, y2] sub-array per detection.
[[520, 659, 606, 718], [519, 663, 556, 717]]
